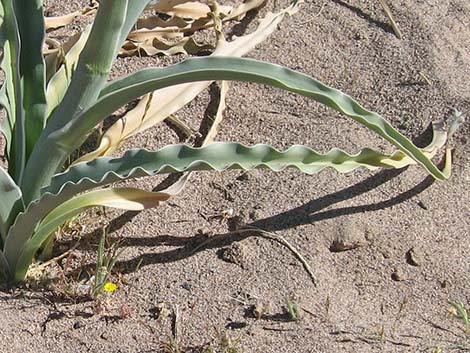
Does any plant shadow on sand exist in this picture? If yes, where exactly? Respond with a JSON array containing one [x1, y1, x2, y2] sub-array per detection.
[[89, 123, 438, 268], [0, 108, 441, 303], [108, 167, 435, 272]]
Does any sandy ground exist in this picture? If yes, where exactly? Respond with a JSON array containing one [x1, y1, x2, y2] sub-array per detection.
[[1, 0, 470, 352]]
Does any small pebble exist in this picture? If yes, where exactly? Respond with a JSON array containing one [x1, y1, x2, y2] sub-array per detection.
[[417, 200, 428, 210], [181, 282, 192, 291], [329, 219, 367, 252], [391, 268, 407, 282], [406, 247, 423, 266], [219, 243, 247, 268]]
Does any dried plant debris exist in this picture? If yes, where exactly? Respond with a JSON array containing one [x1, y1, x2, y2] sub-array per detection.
[[44, 1, 98, 30], [44, 0, 268, 57], [75, 1, 300, 163]]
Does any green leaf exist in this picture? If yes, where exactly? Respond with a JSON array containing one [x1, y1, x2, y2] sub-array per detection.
[[69, 57, 452, 180], [22, 57, 455, 203], [0, 0, 25, 182], [7, 124, 447, 281], [0, 166, 23, 243], [43, 0, 129, 134], [0, 250, 11, 280], [6, 141, 429, 269], [21, 0, 130, 202], [13, 187, 172, 281], [12, 0, 48, 161]]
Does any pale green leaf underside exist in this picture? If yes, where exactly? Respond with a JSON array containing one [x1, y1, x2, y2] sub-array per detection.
[[12, 187, 171, 280], [0, 166, 23, 243]]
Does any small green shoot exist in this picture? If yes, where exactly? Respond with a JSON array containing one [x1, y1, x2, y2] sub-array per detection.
[[161, 335, 183, 353], [204, 328, 242, 353], [449, 300, 470, 335], [285, 297, 301, 322], [90, 228, 123, 298]]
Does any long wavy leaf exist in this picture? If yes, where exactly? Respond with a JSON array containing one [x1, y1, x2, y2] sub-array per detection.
[[7, 132, 444, 272], [62, 57, 451, 180]]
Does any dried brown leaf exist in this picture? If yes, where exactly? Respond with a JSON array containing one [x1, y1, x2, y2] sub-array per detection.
[[44, 2, 97, 30], [76, 1, 301, 162], [45, 12, 81, 30], [148, 0, 211, 20], [120, 36, 212, 57]]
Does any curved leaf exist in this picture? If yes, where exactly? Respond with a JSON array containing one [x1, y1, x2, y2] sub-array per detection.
[[6, 137, 440, 268], [13, 187, 172, 281], [77, 2, 297, 162], [8, 119, 447, 280], [0, 166, 23, 242], [57, 57, 451, 181], [23, 55, 457, 203]]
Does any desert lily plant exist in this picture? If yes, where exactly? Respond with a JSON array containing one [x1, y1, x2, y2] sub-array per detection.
[[0, 0, 462, 283]]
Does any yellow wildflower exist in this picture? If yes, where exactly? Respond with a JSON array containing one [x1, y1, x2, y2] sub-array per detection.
[[103, 282, 118, 293]]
